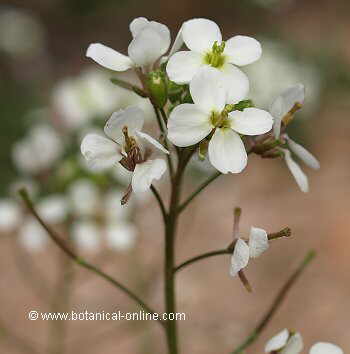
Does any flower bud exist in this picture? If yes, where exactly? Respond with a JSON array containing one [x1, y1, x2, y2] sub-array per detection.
[[146, 70, 168, 108]]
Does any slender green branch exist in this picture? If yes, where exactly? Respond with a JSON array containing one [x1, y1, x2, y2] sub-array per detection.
[[18, 188, 165, 328], [231, 250, 316, 354], [150, 185, 168, 223], [159, 107, 168, 124], [174, 228, 292, 273], [178, 171, 221, 213]]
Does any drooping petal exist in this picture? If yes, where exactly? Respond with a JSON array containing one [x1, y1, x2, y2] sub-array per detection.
[[81, 134, 122, 170], [248, 227, 269, 258], [166, 50, 203, 84], [284, 149, 309, 193], [136, 131, 169, 154], [167, 104, 212, 147], [270, 84, 305, 138], [225, 35, 262, 66], [221, 64, 249, 104], [230, 238, 250, 277], [128, 27, 170, 67], [265, 329, 290, 353], [132, 159, 167, 193], [286, 137, 320, 170], [86, 43, 133, 71], [104, 106, 145, 144], [309, 342, 343, 354], [229, 108, 273, 135], [182, 18, 222, 53], [208, 128, 247, 174], [281, 333, 303, 354], [190, 66, 226, 113]]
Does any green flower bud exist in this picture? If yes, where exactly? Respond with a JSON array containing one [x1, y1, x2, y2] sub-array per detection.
[[233, 99, 254, 111], [146, 70, 168, 108]]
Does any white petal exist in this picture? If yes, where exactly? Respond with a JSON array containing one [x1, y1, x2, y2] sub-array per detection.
[[284, 149, 309, 193], [309, 342, 343, 354], [190, 66, 226, 113], [248, 227, 269, 258], [286, 137, 320, 170], [229, 108, 273, 135], [230, 238, 250, 277], [265, 329, 290, 352], [104, 106, 144, 144], [0, 199, 21, 232], [86, 43, 133, 71], [37, 195, 68, 224], [105, 222, 137, 251], [221, 64, 249, 104], [270, 84, 305, 138], [169, 24, 184, 56], [166, 50, 203, 84], [81, 134, 121, 170], [281, 333, 303, 354], [132, 159, 167, 193], [128, 27, 170, 67], [225, 35, 262, 66], [129, 17, 149, 37], [182, 18, 222, 52], [136, 131, 169, 154], [208, 128, 247, 174], [167, 104, 212, 147]]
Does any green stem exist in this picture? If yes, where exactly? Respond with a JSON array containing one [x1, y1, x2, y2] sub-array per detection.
[[178, 171, 221, 213], [18, 188, 164, 328], [232, 250, 316, 354], [151, 185, 168, 224]]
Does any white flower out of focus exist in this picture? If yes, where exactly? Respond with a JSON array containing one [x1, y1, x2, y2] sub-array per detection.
[[87, 17, 170, 71], [18, 218, 48, 252], [166, 18, 261, 103], [0, 199, 21, 232], [72, 221, 101, 252], [81, 106, 168, 197], [12, 124, 63, 174], [167, 67, 273, 173], [105, 222, 137, 251], [265, 329, 303, 354], [37, 195, 68, 224], [230, 227, 269, 276], [309, 342, 343, 354]]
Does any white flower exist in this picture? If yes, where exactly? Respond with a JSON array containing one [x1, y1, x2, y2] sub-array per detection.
[[167, 67, 273, 174], [18, 218, 48, 252], [265, 329, 303, 354], [166, 18, 261, 102], [309, 342, 343, 354], [12, 124, 63, 174], [81, 106, 168, 196], [230, 227, 269, 276], [37, 195, 68, 224], [86, 17, 170, 70], [0, 199, 21, 232], [270, 84, 305, 138], [72, 221, 100, 252], [105, 222, 137, 251]]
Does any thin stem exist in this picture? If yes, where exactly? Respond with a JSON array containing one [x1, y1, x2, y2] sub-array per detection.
[[174, 228, 292, 273], [18, 188, 165, 328], [231, 250, 316, 354], [150, 184, 168, 224], [178, 171, 221, 213], [159, 107, 168, 124]]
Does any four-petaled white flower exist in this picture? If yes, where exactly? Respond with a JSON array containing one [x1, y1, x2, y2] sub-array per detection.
[[167, 18, 261, 103], [81, 106, 168, 197], [265, 329, 303, 354], [230, 227, 269, 277], [167, 67, 273, 174], [86, 17, 170, 71]]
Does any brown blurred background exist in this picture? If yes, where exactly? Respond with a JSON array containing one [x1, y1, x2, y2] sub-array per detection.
[[1, 0, 350, 353]]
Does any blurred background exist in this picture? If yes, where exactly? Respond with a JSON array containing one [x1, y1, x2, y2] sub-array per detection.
[[0, 0, 349, 353]]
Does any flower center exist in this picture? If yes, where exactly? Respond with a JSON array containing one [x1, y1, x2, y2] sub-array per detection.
[[210, 110, 231, 129], [204, 41, 226, 69]]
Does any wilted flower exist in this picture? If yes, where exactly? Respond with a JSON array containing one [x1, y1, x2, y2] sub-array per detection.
[[230, 227, 269, 276], [81, 106, 168, 200], [167, 67, 273, 173], [167, 18, 261, 102], [265, 329, 303, 354], [87, 17, 170, 71]]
